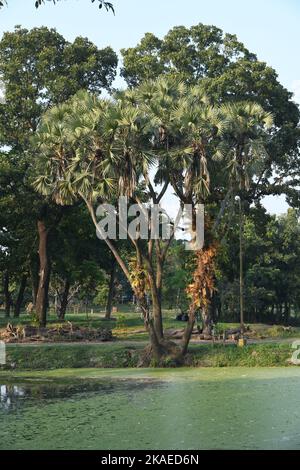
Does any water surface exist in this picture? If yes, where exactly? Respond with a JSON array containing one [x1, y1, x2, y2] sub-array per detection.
[[1, 367, 300, 450]]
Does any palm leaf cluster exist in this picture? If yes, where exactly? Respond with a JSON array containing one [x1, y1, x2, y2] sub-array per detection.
[[33, 77, 273, 212]]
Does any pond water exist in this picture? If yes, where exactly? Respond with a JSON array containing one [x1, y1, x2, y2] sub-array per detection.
[[1, 367, 300, 450]]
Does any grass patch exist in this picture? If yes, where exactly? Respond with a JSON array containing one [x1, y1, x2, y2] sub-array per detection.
[[188, 343, 292, 367], [0, 341, 296, 373]]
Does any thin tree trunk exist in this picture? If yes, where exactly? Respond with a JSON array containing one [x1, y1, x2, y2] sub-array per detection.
[[105, 261, 116, 320], [156, 255, 163, 307], [277, 304, 283, 324], [149, 274, 164, 340], [181, 308, 196, 356], [182, 299, 214, 357], [58, 279, 70, 320], [35, 220, 50, 327], [3, 270, 12, 318], [270, 305, 275, 323], [14, 275, 27, 318], [284, 302, 291, 326]]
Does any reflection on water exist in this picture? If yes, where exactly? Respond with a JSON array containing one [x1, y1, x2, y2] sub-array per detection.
[[1, 385, 25, 411], [0, 378, 165, 412], [1, 369, 300, 450]]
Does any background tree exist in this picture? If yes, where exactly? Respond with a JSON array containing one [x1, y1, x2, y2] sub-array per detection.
[[217, 207, 300, 325], [49, 206, 112, 320], [162, 241, 190, 311], [0, 150, 36, 317], [0, 26, 117, 326]]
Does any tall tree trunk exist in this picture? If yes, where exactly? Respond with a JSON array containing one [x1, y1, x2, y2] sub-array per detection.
[[14, 275, 27, 318], [105, 261, 116, 320], [58, 279, 70, 320], [30, 254, 39, 306], [3, 270, 12, 318], [35, 220, 50, 327]]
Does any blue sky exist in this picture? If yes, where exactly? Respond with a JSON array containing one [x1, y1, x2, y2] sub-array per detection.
[[1, 0, 299, 214]]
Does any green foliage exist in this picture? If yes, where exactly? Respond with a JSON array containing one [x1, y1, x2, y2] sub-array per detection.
[[217, 207, 300, 323], [162, 241, 191, 309], [121, 25, 253, 87], [116, 314, 127, 330], [0, 26, 117, 149], [94, 283, 109, 306]]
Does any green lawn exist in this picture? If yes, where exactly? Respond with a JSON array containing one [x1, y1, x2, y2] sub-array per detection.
[[1, 306, 300, 343], [0, 306, 188, 341]]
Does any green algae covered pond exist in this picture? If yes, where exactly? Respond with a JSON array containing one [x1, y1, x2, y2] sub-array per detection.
[[1, 367, 300, 450]]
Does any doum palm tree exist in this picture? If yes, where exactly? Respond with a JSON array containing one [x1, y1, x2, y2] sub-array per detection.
[[33, 78, 273, 362]]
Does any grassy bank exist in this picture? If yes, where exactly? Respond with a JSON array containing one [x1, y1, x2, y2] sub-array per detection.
[[188, 343, 293, 367], [0, 341, 296, 373], [1, 343, 141, 370], [1, 310, 299, 373]]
